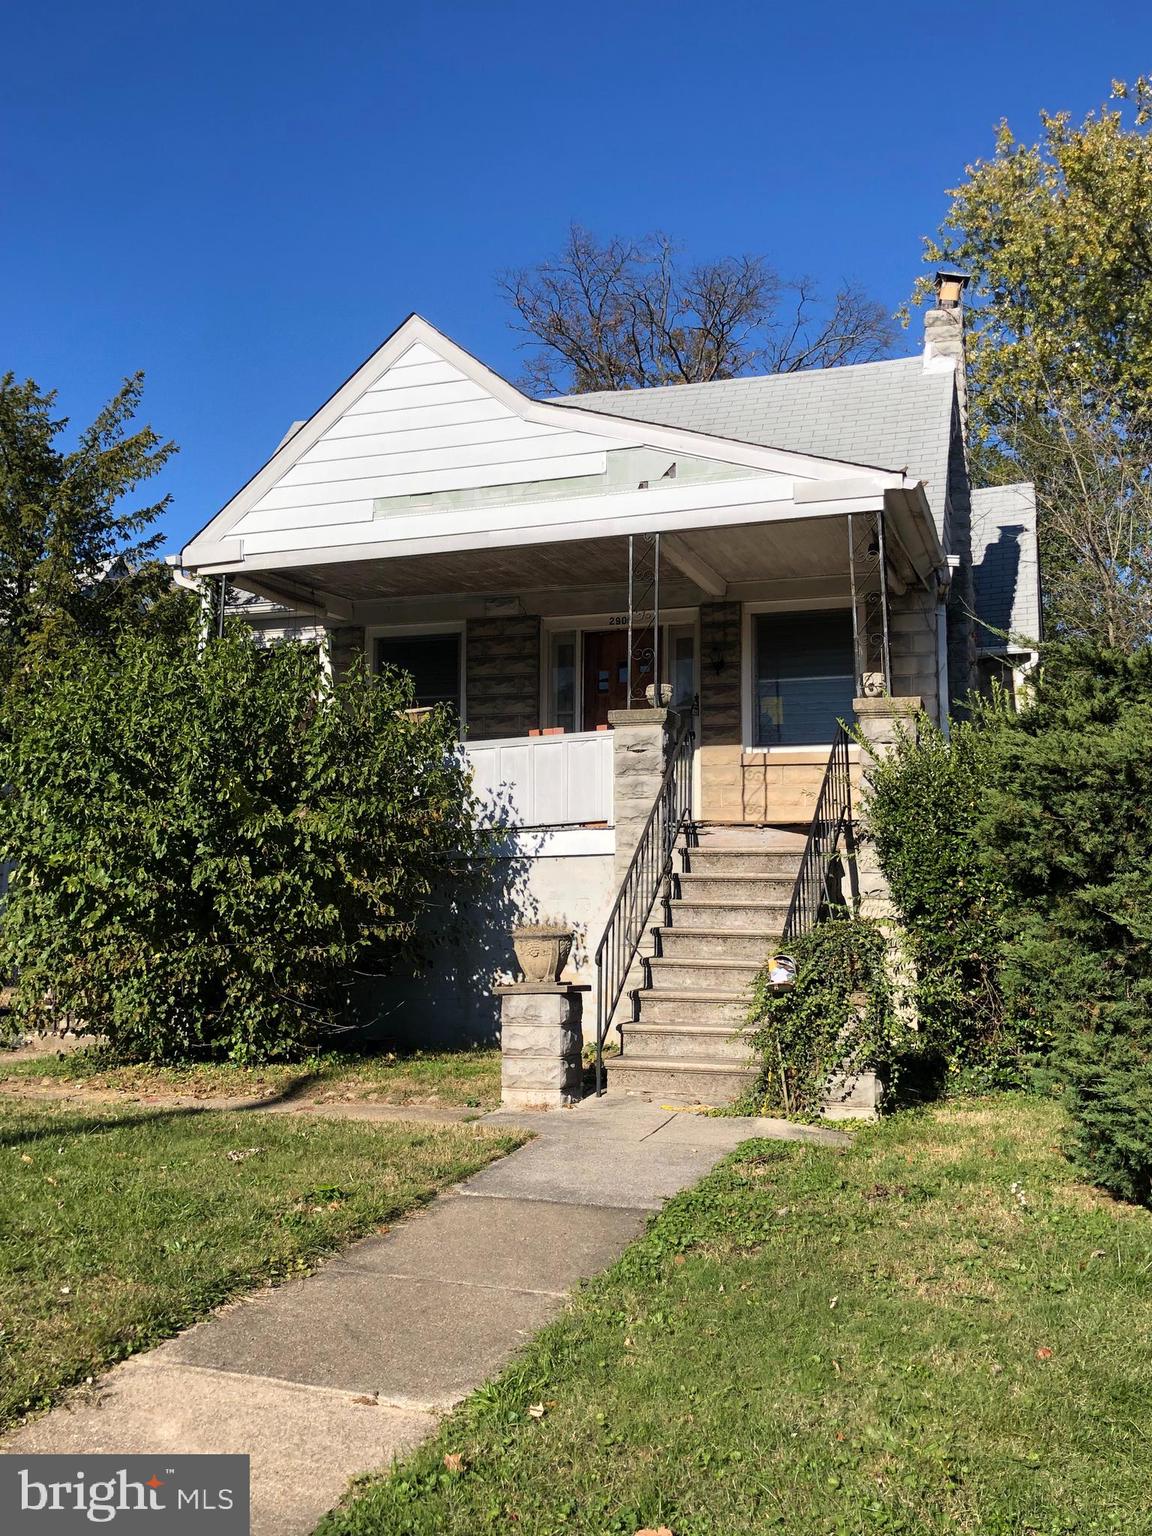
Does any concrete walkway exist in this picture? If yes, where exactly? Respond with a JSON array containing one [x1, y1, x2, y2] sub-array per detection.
[[3, 1096, 847, 1536]]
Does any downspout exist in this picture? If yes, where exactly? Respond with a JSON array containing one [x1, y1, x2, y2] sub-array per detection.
[[167, 563, 214, 651], [936, 565, 955, 737]]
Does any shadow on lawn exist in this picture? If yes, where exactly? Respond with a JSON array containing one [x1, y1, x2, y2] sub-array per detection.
[[0, 1070, 330, 1148]]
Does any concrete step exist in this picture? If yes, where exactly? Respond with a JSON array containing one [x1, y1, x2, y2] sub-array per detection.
[[682, 847, 803, 877], [694, 824, 808, 852], [624, 1020, 757, 1063], [647, 955, 762, 994], [607, 1055, 759, 1106], [636, 989, 752, 1028], [670, 899, 789, 931], [654, 926, 778, 962], [676, 872, 796, 904]]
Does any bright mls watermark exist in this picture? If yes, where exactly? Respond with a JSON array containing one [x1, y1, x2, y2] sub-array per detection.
[[0, 1455, 249, 1534]]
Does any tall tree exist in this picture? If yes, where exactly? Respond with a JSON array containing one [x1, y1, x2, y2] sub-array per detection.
[[501, 226, 895, 395], [920, 78, 1152, 446], [0, 372, 177, 680], [918, 78, 1152, 646], [1004, 393, 1152, 648]]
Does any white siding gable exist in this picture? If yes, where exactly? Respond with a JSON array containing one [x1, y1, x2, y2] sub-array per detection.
[[228, 341, 627, 544], [183, 316, 913, 575]]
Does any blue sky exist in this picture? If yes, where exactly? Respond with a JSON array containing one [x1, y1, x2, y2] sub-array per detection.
[[2, 0, 1148, 553]]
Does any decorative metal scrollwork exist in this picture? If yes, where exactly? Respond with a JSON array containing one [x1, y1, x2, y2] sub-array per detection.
[[847, 511, 892, 696], [627, 532, 661, 707]]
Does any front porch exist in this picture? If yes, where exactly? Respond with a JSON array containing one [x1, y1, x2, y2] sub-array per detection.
[[237, 510, 946, 835]]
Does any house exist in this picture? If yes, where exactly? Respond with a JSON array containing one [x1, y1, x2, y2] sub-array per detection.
[[176, 272, 1039, 1102]]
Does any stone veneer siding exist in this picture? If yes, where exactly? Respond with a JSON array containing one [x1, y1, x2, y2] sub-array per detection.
[[465, 616, 541, 741], [698, 602, 744, 822], [328, 625, 366, 679], [889, 587, 942, 720]]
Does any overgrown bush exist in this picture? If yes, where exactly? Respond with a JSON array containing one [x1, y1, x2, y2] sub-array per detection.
[[0, 632, 482, 1063], [739, 916, 903, 1118], [862, 708, 1038, 1087], [982, 643, 1152, 1204]]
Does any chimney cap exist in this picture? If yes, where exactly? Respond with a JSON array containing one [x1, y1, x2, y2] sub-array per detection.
[[934, 269, 971, 308]]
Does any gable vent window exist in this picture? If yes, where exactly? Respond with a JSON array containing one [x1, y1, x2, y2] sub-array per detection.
[[753, 610, 855, 747], [375, 632, 462, 718]]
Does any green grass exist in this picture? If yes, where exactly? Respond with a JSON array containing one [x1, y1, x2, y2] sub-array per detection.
[[320, 1097, 1152, 1536], [0, 1045, 501, 1108], [0, 1098, 524, 1432]]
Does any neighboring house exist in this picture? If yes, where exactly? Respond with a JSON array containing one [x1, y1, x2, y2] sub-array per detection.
[[970, 481, 1042, 700], [176, 273, 1039, 1093]]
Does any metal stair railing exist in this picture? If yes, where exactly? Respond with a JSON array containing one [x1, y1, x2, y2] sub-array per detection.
[[781, 723, 856, 943], [593, 717, 696, 1095]]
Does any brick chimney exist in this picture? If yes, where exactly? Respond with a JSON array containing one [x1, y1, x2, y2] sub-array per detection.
[[923, 269, 971, 426]]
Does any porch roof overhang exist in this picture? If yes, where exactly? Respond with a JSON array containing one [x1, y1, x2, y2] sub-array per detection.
[[180, 478, 945, 614]]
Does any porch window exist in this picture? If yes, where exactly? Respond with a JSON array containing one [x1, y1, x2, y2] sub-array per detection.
[[668, 624, 696, 713], [549, 629, 577, 733], [375, 631, 462, 716], [753, 610, 855, 747]]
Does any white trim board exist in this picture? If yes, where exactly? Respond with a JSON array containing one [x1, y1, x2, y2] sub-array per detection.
[[492, 828, 615, 859]]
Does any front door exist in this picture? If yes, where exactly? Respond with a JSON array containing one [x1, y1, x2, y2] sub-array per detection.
[[581, 629, 654, 729]]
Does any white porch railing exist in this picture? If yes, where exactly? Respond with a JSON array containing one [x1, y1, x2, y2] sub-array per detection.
[[464, 730, 614, 828]]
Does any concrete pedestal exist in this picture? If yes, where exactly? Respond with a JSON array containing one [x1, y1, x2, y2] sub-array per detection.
[[849, 694, 924, 1047], [497, 984, 584, 1109], [853, 696, 922, 923]]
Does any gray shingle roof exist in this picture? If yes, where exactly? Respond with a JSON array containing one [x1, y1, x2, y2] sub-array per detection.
[[971, 483, 1041, 651], [552, 356, 957, 531]]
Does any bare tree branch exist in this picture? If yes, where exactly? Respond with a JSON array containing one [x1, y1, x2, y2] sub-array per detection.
[[998, 390, 1152, 649], [499, 226, 895, 394]]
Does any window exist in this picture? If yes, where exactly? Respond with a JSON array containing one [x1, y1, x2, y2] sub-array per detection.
[[668, 624, 696, 713], [375, 631, 461, 715], [753, 610, 855, 747], [549, 630, 577, 732]]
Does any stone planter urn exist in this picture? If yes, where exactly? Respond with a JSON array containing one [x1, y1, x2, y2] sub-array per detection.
[[511, 924, 574, 984], [645, 682, 674, 707]]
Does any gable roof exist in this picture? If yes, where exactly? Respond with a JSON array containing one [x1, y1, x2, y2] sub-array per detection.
[[553, 357, 957, 530], [180, 315, 926, 575]]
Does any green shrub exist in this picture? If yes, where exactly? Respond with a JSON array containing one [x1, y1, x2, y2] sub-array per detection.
[[862, 708, 1035, 1086], [740, 916, 902, 1118], [0, 632, 481, 1063], [981, 643, 1152, 1204]]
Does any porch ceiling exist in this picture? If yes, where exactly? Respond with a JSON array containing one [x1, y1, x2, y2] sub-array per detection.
[[237, 517, 854, 603]]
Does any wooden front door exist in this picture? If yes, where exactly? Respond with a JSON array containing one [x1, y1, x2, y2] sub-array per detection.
[[581, 629, 654, 729]]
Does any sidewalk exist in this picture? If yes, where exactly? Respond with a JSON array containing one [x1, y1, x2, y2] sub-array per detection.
[[2, 1096, 847, 1536]]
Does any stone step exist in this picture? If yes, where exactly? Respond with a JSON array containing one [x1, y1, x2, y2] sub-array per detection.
[[694, 824, 808, 852], [654, 926, 778, 962], [607, 1055, 759, 1106], [670, 898, 790, 931], [676, 872, 795, 904], [682, 847, 803, 877], [624, 1020, 757, 1062], [635, 989, 752, 1028], [646, 955, 762, 994]]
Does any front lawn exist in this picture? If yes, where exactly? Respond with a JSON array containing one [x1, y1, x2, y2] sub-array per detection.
[[321, 1097, 1152, 1535], [0, 1045, 501, 1108], [0, 1099, 523, 1432]]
